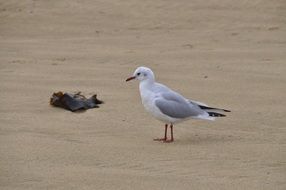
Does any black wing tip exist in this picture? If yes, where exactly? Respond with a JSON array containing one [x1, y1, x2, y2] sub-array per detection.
[[199, 105, 231, 112], [208, 112, 226, 117]]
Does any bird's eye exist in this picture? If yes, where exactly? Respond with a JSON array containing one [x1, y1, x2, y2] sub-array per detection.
[[137, 72, 141, 76]]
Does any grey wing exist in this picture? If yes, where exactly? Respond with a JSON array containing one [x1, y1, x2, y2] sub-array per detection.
[[155, 93, 204, 119]]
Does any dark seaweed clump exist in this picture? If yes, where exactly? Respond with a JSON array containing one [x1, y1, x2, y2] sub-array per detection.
[[50, 91, 103, 112]]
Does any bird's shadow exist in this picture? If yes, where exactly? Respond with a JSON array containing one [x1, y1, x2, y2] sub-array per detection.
[[177, 133, 238, 145]]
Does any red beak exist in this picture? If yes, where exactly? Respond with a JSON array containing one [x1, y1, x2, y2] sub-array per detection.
[[126, 76, 136, 82]]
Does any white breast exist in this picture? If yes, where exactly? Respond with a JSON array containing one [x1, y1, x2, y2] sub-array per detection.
[[140, 86, 155, 114]]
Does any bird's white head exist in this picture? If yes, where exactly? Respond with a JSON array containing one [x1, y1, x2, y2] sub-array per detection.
[[126, 66, 155, 83]]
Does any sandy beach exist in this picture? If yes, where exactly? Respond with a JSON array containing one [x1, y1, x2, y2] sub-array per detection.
[[0, 0, 285, 189]]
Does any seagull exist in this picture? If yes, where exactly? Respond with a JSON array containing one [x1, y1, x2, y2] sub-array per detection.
[[126, 66, 230, 143]]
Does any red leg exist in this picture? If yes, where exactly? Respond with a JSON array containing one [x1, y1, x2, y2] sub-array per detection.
[[154, 124, 168, 141], [164, 124, 174, 143]]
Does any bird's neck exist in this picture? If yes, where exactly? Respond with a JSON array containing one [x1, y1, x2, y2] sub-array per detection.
[[139, 79, 154, 90]]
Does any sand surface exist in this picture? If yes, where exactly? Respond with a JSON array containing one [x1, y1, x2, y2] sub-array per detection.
[[1, 0, 286, 189]]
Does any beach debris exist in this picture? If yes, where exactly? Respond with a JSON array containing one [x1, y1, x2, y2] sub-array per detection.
[[50, 91, 103, 112]]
